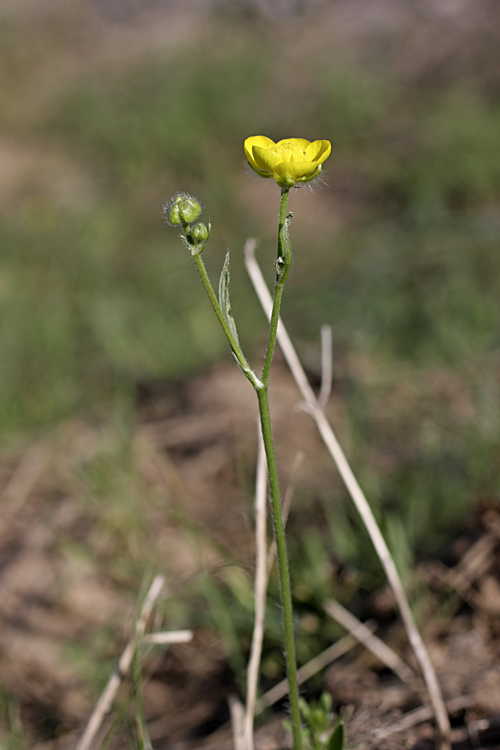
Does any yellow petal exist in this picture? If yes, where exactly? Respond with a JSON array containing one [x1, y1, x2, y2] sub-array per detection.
[[252, 145, 283, 173], [274, 160, 320, 180], [244, 136, 276, 170], [304, 140, 331, 164], [245, 135, 276, 150]]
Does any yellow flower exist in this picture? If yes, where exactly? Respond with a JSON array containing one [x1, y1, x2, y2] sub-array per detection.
[[244, 136, 331, 188]]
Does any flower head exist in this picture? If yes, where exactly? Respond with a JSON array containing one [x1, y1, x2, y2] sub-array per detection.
[[244, 136, 331, 188]]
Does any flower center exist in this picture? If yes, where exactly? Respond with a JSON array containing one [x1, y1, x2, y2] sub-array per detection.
[[274, 141, 306, 163]]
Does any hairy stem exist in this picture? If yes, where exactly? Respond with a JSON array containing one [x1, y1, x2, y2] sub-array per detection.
[[192, 251, 262, 390], [257, 188, 302, 750], [257, 386, 302, 750], [192, 189, 302, 749], [261, 188, 291, 385]]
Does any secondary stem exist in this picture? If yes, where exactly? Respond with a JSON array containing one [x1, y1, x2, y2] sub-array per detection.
[[192, 251, 261, 391], [257, 188, 302, 750]]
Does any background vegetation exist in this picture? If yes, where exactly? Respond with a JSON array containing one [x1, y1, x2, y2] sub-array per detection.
[[1, 1, 500, 744]]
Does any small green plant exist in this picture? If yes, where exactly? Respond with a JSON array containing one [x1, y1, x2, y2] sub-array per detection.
[[164, 135, 452, 750], [164, 137, 331, 750], [284, 694, 345, 750]]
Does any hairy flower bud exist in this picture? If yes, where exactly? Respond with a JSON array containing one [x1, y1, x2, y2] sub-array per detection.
[[186, 222, 210, 249], [163, 193, 202, 226]]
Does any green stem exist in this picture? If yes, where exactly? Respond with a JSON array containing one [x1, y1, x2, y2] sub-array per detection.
[[261, 188, 292, 385], [257, 387, 302, 750], [192, 251, 262, 391], [258, 188, 302, 750], [191, 188, 301, 749]]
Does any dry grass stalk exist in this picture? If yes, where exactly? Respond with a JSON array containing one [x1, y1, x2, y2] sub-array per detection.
[[430, 530, 496, 616], [75, 574, 166, 750], [374, 695, 475, 742], [244, 434, 268, 750], [244, 239, 451, 750], [142, 630, 193, 644], [324, 599, 417, 687], [318, 324, 333, 409], [229, 694, 247, 750]]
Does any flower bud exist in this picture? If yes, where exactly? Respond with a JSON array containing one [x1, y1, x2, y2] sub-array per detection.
[[186, 222, 210, 248], [163, 193, 202, 226]]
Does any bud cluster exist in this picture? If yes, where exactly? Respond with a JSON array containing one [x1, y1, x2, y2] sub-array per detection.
[[163, 193, 210, 254]]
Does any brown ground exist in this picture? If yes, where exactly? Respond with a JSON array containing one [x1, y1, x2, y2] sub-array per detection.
[[2, 1, 500, 748], [1, 360, 500, 750]]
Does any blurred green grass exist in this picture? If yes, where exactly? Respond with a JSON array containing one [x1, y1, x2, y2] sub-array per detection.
[[3, 14, 500, 741], [1, 12, 500, 567]]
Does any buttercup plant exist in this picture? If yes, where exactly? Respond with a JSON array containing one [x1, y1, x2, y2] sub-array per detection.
[[164, 136, 331, 750], [164, 135, 453, 750]]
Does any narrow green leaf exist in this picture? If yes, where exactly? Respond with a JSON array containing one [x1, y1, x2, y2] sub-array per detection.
[[327, 723, 344, 750], [218, 251, 240, 346], [136, 715, 153, 750]]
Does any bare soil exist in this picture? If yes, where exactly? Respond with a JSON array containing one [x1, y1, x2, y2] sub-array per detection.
[[0, 362, 500, 750], [2, 1, 500, 748]]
